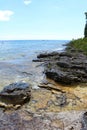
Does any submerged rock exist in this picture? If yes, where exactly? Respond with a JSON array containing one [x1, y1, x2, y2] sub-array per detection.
[[0, 82, 31, 106]]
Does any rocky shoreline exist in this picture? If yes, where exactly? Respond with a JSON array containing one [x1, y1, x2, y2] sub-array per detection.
[[0, 81, 87, 130], [35, 49, 87, 85], [0, 48, 87, 129]]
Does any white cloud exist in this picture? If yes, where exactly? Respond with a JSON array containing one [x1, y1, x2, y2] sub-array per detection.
[[24, 0, 32, 5], [0, 10, 14, 21]]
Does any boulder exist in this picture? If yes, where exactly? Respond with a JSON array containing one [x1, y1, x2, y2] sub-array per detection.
[[0, 82, 31, 105]]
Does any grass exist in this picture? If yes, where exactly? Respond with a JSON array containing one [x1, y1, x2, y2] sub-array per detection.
[[66, 38, 87, 54]]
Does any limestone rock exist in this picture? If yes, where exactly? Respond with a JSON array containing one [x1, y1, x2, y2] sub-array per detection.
[[0, 82, 31, 106], [35, 51, 87, 85]]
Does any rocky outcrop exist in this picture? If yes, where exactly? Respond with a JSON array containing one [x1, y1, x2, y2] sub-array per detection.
[[0, 82, 31, 107], [35, 50, 87, 85], [0, 82, 86, 130], [0, 109, 84, 130], [37, 52, 59, 58]]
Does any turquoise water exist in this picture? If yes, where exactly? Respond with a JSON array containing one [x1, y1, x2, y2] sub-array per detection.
[[0, 40, 68, 62]]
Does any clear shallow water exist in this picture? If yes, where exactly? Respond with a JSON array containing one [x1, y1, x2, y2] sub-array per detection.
[[0, 40, 69, 90], [0, 40, 68, 62]]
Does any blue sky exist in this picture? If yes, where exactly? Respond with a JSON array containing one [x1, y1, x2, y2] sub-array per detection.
[[0, 0, 87, 40]]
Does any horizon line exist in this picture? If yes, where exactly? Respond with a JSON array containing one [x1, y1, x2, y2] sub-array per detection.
[[0, 39, 71, 41]]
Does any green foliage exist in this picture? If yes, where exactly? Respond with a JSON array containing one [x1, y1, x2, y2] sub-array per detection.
[[66, 38, 87, 55]]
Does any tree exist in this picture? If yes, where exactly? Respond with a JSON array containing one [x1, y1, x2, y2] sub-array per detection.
[[84, 12, 87, 38], [84, 23, 87, 37]]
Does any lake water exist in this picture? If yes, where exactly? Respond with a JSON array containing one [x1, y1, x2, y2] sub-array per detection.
[[0, 40, 68, 61], [0, 40, 69, 90]]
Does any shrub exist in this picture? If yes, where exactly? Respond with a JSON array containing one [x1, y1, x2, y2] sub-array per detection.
[[66, 38, 87, 55]]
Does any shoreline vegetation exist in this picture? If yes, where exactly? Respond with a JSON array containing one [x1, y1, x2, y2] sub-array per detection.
[[35, 38, 87, 85], [0, 38, 87, 129], [66, 38, 87, 54]]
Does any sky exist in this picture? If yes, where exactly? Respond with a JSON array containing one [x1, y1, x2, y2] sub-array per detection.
[[0, 0, 87, 40]]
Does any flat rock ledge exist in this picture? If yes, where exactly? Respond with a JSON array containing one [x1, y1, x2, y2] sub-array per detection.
[[0, 82, 31, 108], [34, 50, 87, 85], [0, 109, 86, 130]]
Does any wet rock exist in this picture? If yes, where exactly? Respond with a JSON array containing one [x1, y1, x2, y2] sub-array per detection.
[[45, 70, 81, 84], [0, 82, 31, 106], [35, 51, 87, 85], [37, 51, 59, 58]]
